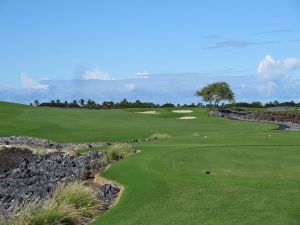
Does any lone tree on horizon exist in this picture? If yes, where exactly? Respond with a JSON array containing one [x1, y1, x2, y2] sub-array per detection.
[[195, 82, 234, 107]]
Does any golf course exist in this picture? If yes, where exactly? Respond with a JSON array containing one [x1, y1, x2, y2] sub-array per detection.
[[1, 101, 300, 225]]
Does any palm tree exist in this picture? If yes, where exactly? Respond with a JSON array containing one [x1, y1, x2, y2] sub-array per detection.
[[79, 99, 85, 107]]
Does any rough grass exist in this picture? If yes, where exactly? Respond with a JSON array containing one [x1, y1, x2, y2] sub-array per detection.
[[148, 133, 172, 140], [192, 132, 200, 137], [0, 214, 6, 225], [6, 198, 79, 225], [106, 143, 135, 162], [53, 181, 100, 218], [5, 182, 99, 225]]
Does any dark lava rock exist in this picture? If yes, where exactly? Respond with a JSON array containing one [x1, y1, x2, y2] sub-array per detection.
[[0, 136, 109, 151], [0, 150, 107, 217], [209, 108, 300, 130], [97, 184, 120, 211], [0, 147, 39, 174]]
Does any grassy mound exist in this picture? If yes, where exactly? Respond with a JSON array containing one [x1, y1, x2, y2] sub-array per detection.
[[106, 143, 135, 162]]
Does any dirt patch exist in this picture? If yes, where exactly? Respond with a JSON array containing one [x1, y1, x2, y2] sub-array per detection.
[[0, 146, 39, 174], [172, 110, 193, 113], [177, 116, 197, 120], [136, 111, 160, 115]]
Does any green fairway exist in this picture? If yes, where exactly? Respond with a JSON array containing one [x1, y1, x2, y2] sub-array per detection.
[[1, 102, 300, 225]]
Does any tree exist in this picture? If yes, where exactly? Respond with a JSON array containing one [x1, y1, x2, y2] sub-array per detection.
[[34, 100, 40, 106], [86, 99, 97, 108], [79, 99, 85, 107], [195, 82, 234, 107]]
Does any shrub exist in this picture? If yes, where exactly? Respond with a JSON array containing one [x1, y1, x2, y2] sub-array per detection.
[[52, 182, 100, 218], [7, 198, 79, 225], [6, 182, 100, 225], [106, 143, 134, 162]]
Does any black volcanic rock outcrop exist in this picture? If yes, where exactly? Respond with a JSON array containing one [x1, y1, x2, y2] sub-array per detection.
[[209, 108, 300, 130], [0, 149, 107, 217], [0, 136, 109, 150]]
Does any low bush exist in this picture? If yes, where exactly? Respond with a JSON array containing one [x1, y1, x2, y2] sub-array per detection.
[[53, 182, 100, 218], [148, 133, 172, 140], [106, 143, 135, 162], [7, 198, 79, 225], [6, 182, 100, 225]]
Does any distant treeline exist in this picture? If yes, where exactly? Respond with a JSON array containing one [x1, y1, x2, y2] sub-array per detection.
[[31, 99, 202, 109], [30, 99, 300, 109]]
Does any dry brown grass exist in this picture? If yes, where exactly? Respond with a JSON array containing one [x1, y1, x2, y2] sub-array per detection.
[[148, 133, 172, 140], [6, 182, 100, 225]]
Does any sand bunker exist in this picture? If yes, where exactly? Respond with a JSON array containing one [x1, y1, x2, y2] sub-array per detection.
[[172, 110, 193, 113], [136, 111, 160, 115], [177, 116, 197, 120]]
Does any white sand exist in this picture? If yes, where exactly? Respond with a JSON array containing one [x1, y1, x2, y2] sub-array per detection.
[[136, 111, 160, 115], [172, 110, 193, 113], [177, 116, 197, 120]]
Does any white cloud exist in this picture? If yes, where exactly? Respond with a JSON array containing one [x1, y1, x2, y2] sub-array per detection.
[[3, 72, 299, 104], [136, 70, 150, 78], [124, 83, 135, 91], [20, 73, 49, 90], [257, 55, 300, 79], [39, 76, 50, 81], [259, 81, 278, 96], [82, 68, 111, 80]]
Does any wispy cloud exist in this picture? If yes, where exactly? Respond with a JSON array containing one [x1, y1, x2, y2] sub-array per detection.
[[20, 73, 49, 90], [202, 40, 285, 50], [82, 68, 111, 80], [136, 70, 150, 78], [213, 68, 244, 74], [255, 29, 292, 35], [203, 35, 221, 39], [203, 40, 255, 49], [203, 38, 300, 50], [124, 83, 135, 91]]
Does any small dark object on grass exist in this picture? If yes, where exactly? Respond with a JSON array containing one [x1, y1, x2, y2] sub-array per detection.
[[205, 171, 211, 174]]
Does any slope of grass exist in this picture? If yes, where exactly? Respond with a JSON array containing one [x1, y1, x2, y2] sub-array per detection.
[[1, 102, 300, 225]]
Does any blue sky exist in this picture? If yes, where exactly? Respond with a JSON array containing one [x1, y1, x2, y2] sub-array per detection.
[[0, 0, 300, 103]]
